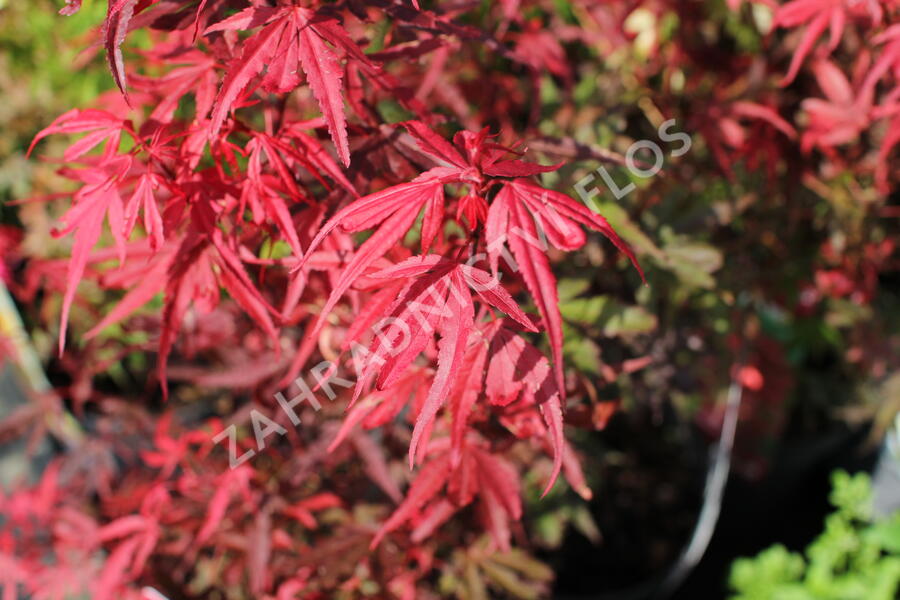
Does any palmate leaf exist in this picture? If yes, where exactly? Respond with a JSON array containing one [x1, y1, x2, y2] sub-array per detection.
[[28, 109, 126, 161], [297, 16, 349, 166], [289, 169, 451, 349], [371, 444, 523, 551], [487, 180, 643, 401], [484, 322, 565, 496], [205, 6, 370, 166], [352, 256, 537, 465], [448, 332, 490, 467], [76, 231, 279, 398], [52, 155, 132, 354], [206, 9, 288, 136], [406, 269, 474, 467]]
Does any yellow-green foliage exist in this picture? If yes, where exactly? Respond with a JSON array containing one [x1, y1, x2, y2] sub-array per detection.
[[0, 0, 109, 204], [730, 471, 900, 600]]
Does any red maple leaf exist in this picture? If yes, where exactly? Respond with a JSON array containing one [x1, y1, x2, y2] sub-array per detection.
[[204, 6, 377, 166]]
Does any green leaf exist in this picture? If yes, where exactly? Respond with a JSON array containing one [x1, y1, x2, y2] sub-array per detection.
[[560, 296, 657, 336], [557, 278, 591, 301], [661, 238, 723, 290], [488, 549, 554, 582], [564, 337, 601, 372]]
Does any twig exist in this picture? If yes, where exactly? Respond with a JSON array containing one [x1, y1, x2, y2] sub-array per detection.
[[654, 361, 745, 598]]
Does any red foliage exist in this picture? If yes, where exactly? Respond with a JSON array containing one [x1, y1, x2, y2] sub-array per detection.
[[3, 0, 898, 596]]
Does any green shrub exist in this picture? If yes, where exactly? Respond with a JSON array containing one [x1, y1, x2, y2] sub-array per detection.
[[730, 471, 900, 600]]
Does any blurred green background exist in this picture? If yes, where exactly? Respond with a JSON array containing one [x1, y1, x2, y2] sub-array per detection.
[[0, 0, 109, 213]]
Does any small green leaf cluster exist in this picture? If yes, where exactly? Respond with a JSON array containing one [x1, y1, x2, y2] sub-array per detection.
[[730, 471, 900, 600]]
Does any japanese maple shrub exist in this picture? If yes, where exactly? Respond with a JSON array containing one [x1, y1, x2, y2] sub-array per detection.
[[7, 0, 900, 596], [5, 0, 644, 598]]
